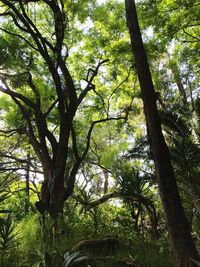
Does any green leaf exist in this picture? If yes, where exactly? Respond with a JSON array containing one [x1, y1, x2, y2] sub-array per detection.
[[63, 251, 81, 267]]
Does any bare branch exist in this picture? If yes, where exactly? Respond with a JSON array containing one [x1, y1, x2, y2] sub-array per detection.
[[7, 94, 43, 161], [65, 115, 126, 199], [27, 73, 41, 106], [87, 191, 120, 208], [107, 67, 131, 116], [0, 153, 38, 169], [44, 99, 59, 118], [0, 82, 36, 110], [0, 128, 21, 137], [78, 59, 110, 106], [182, 29, 200, 42], [0, 27, 39, 51], [81, 116, 127, 161]]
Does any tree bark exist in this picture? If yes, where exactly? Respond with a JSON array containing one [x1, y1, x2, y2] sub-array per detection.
[[37, 165, 66, 218], [25, 153, 30, 212], [125, 0, 199, 266], [103, 170, 109, 194]]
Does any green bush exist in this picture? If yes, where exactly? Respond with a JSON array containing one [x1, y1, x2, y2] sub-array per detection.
[[16, 213, 42, 266], [0, 214, 19, 267]]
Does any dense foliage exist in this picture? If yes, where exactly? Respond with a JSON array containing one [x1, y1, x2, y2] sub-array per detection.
[[0, 0, 199, 266]]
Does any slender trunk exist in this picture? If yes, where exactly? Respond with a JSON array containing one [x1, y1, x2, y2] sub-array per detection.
[[170, 62, 188, 107], [125, 0, 199, 266], [25, 154, 30, 197], [25, 153, 30, 212], [136, 195, 158, 239], [131, 208, 139, 232], [103, 170, 109, 194]]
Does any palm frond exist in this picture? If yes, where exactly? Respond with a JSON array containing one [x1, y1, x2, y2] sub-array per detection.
[[160, 111, 191, 138]]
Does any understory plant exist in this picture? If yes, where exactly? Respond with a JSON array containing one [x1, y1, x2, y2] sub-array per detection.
[[33, 250, 88, 267], [0, 214, 18, 266]]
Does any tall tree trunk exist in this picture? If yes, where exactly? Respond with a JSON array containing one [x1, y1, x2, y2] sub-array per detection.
[[125, 0, 199, 266]]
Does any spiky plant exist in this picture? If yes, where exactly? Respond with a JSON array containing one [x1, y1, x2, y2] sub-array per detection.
[[62, 251, 88, 267], [160, 108, 200, 198], [0, 214, 17, 251]]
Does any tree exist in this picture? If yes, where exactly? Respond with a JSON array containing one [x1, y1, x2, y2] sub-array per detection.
[[115, 165, 158, 238], [0, 0, 130, 218], [125, 0, 199, 266], [137, 0, 199, 112]]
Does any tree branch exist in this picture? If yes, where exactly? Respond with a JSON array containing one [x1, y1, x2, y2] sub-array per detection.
[[0, 82, 36, 110], [78, 59, 110, 106], [72, 190, 157, 234], [0, 128, 22, 137], [0, 27, 38, 51], [71, 125, 80, 161], [81, 116, 127, 161], [65, 116, 126, 199], [27, 73, 41, 107], [18, 1, 55, 52], [107, 67, 131, 115], [44, 99, 59, 118], [182, 29, 200, 42]]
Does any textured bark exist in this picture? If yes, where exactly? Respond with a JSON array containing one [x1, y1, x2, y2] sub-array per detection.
[[103, 170, 109, 194], [38, 164, 66, 218], [125, 0, 199, 266]]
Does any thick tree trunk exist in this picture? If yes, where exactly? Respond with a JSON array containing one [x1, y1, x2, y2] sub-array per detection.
[[125, 0, 199, 266], [36, 165, 66, 218]]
